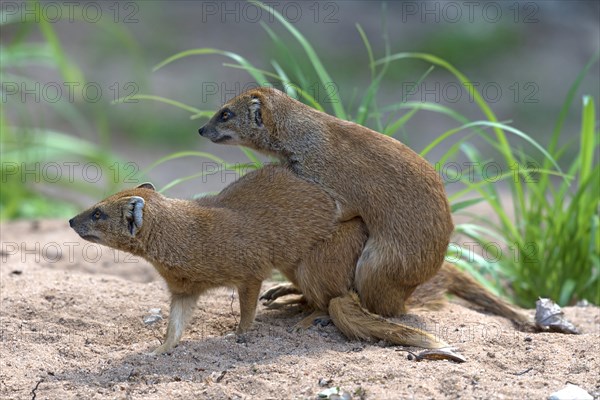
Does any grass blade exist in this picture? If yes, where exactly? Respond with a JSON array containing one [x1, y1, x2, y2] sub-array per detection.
[[356, 23, 375, 80], [221, 63, 324, 111], [579, 96, 595, 184], [250, 0, 345, 119], [141, 151, 227, 176], [450, 198, 486, 213], [383, 106, 421, 136], [36, 4, 84, 86], [239, 147, 264, 167], [153, 48, 268, 84], [112, 94, 205, 115], [260, 21, 308, 88]]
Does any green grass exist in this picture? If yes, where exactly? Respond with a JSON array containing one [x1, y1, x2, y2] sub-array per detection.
[[1, 1, 145, 218], [451, 53, 600, 306]]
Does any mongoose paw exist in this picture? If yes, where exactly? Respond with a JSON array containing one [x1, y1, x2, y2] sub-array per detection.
[[263, 294, 307, 309], [259, 283, 300, 302]]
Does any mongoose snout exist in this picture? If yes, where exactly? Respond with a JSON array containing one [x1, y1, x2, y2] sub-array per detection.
[[198, 125, 234, 144], [198, 107, 242, 144]]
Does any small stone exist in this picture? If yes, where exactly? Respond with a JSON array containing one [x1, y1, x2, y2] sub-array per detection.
[[319, 378, 332, 387], [143, 308, 163, 325], [535, 298, 579, 334], [548, 383, 592, 400], [143, 315, 162, 325], [576, 299, 589, 307], [209, 370, 227, 383], [318, 387, 352, 399], [487, 352, 495, 358], [524, 336, 533, 342]]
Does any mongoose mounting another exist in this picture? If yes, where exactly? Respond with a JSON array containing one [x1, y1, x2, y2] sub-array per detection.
[[70, 165, 531, 354], [199, 87, 455, 318]]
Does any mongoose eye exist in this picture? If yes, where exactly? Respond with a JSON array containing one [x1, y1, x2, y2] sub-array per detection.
[[219, 109, 233, 122], [93, 209, 102, 220]]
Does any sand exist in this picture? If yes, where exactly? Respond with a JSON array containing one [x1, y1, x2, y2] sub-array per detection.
[[1, 219, 598, 399]]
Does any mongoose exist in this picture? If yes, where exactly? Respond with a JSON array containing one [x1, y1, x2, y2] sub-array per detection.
[[69, 166, 432, 353], [70, 166, 530, 354], [198, 87, 455, 317]]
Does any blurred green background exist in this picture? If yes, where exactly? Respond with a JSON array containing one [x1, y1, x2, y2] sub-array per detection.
[[1, 0, 599, 306]]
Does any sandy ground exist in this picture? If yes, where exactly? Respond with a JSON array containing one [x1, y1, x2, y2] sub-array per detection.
[[1, 219, 599, 400]]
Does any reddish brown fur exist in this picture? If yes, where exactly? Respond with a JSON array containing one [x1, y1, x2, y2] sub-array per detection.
[[199, 87, 454, 316]]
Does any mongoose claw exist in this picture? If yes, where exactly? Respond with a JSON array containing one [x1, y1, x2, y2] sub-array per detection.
[[259, 283, 300, 302]]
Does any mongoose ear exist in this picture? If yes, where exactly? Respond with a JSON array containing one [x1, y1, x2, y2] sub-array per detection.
[[249, 96, 263, 127], [124, 196, 145, 236], [136, 182, 156, 191]]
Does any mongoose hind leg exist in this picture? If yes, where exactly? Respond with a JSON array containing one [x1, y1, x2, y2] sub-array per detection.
[[355, 261, 417, 317], [297, 217, 366, 310], [355, 239, 429, 317], [260, 283, 301, 303], [329, 292, 447, 349], [152, 292, 200, 355]]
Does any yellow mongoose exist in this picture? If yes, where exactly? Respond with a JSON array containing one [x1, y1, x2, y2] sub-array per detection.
[[70, 166, 530, 354], [198, 87, 454, 316]]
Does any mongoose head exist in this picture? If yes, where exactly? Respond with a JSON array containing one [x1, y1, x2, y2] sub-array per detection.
[[69, 182, 157, 250], [198, 87, 296, 154]]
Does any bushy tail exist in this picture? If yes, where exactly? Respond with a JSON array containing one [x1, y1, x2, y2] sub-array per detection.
[[409, 262, 533, 329], [328, 292, 448, 349]]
